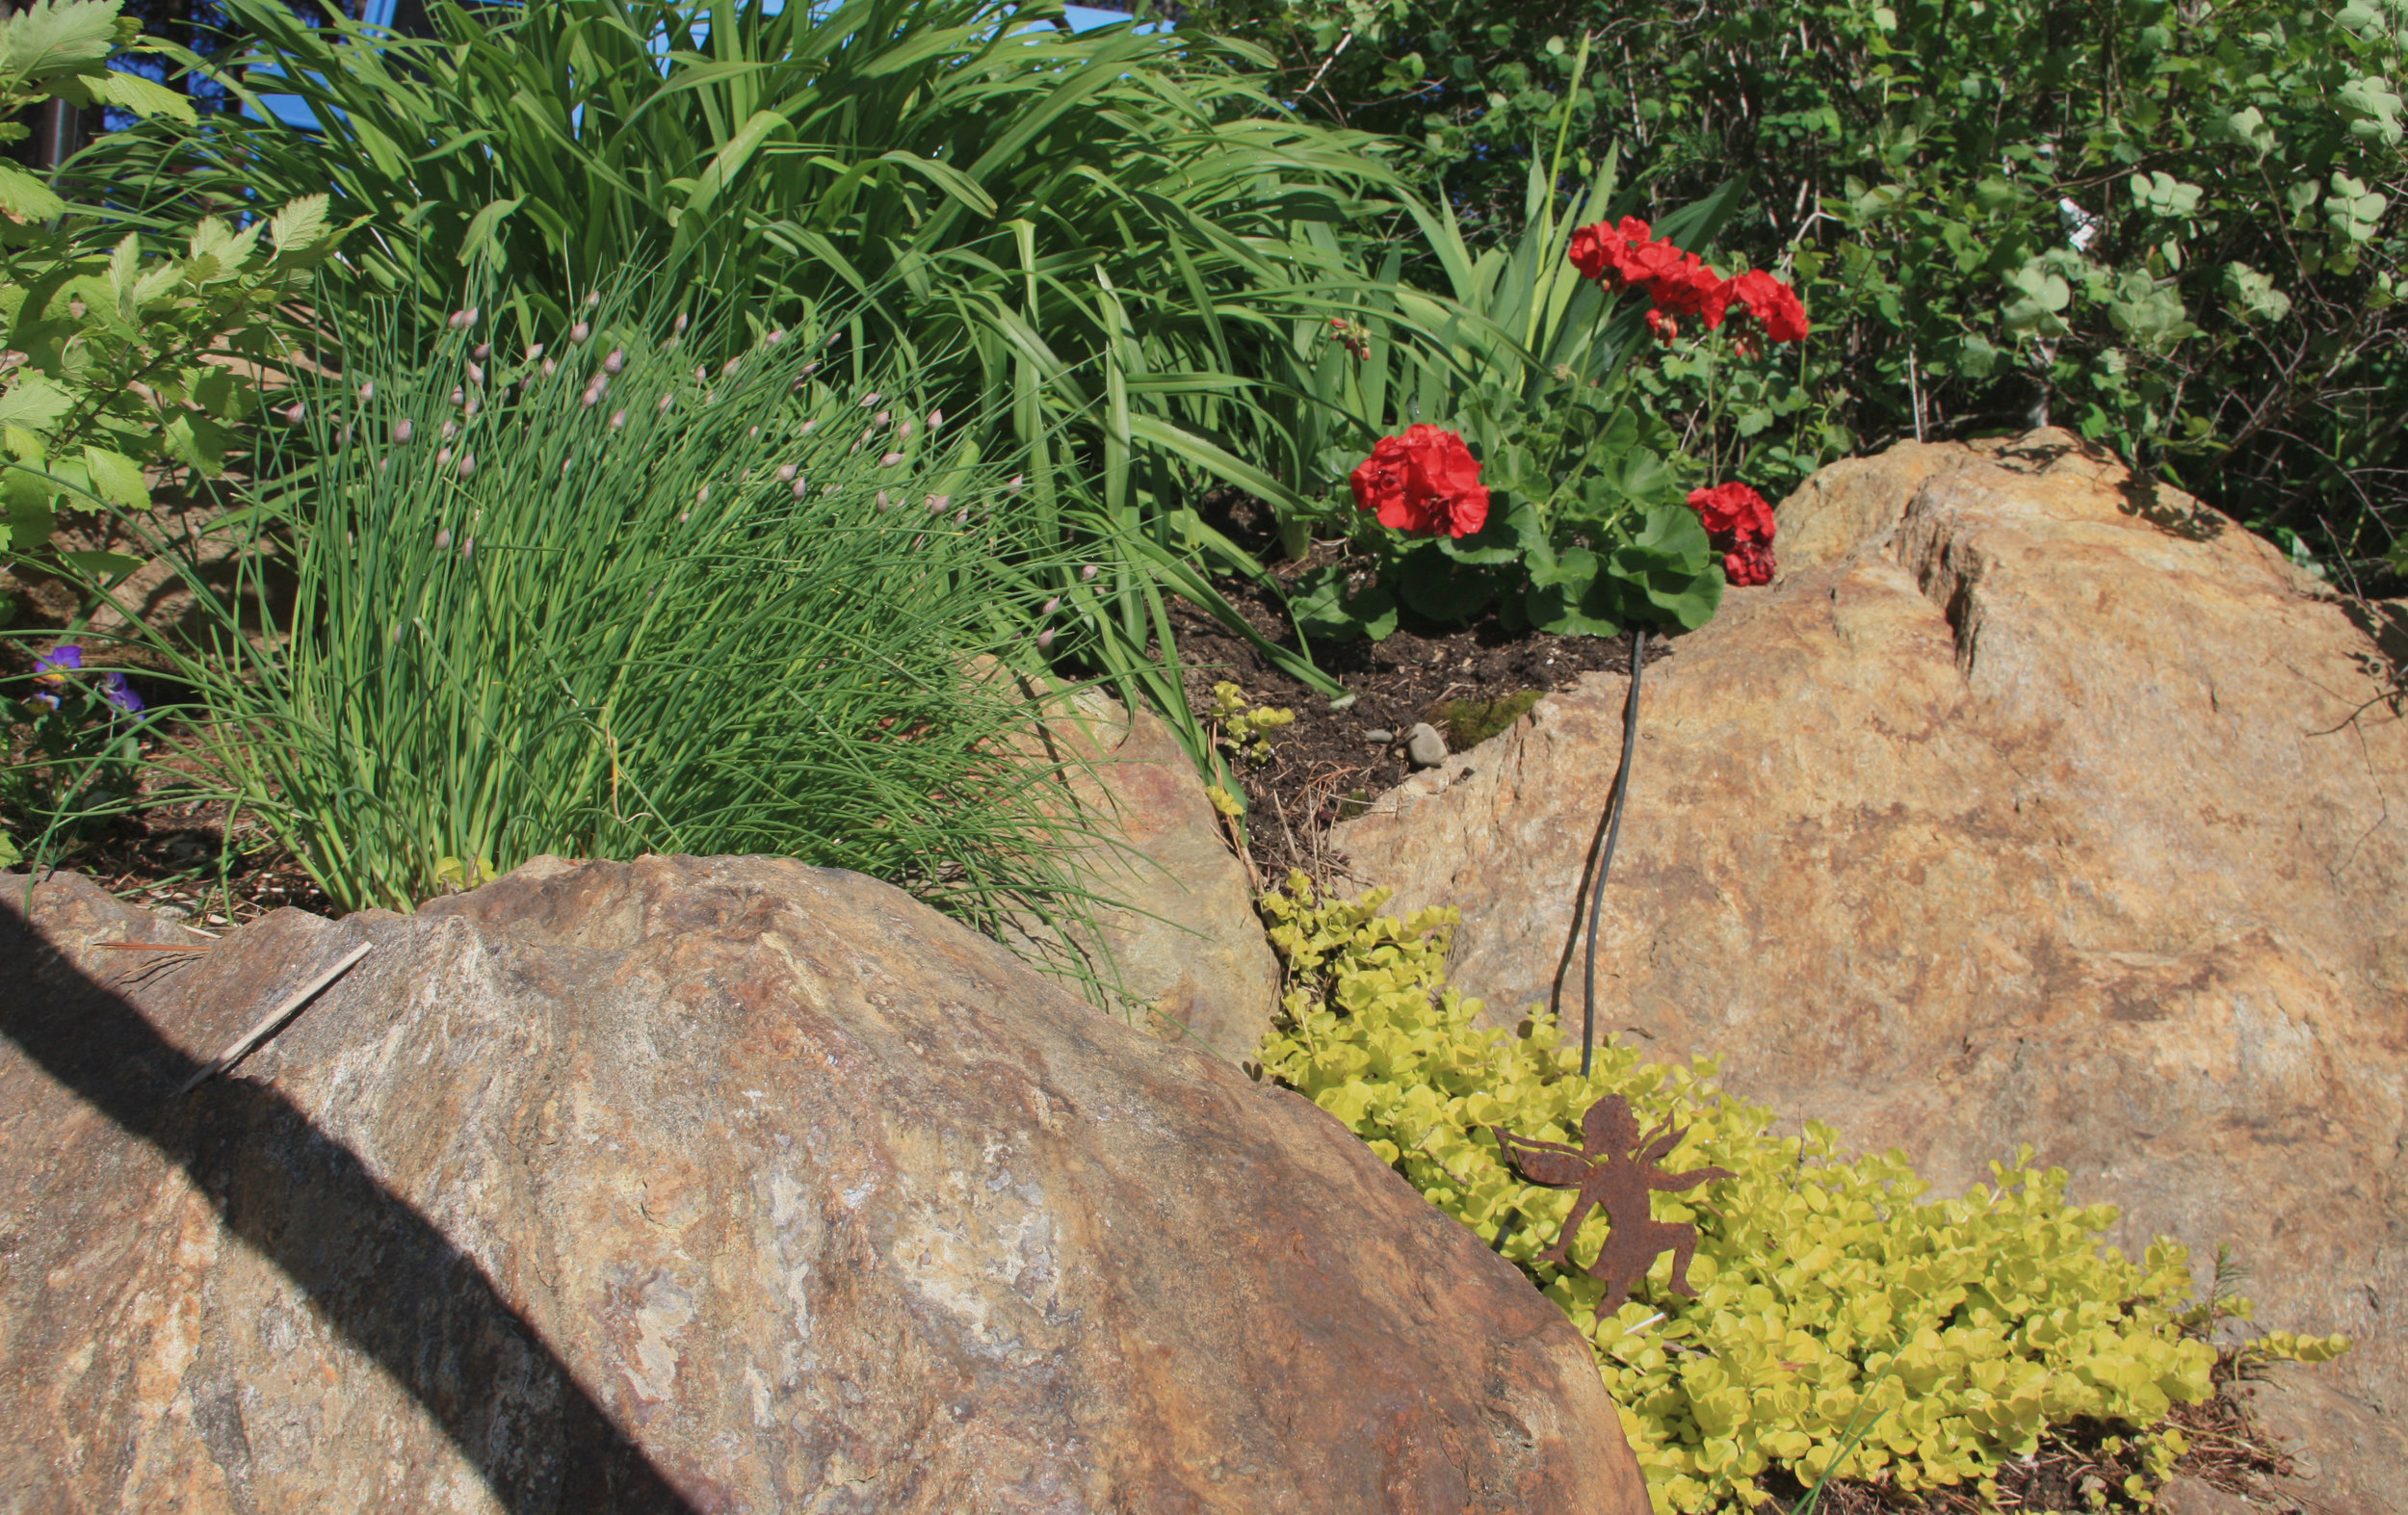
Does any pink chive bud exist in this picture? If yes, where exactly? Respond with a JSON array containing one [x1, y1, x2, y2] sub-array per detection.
[[603, 349, 624, 375], [1081, 564, 1099, 581], [562, 457, 573, 476], [879, 452, 903, 467], [463, 395, 482, 417], [822, 483, 839, 496], [1037, 629, 1056, 651], [473, 342, 491, 361], [392, 419, 413, 444], [673, 313, 690, 334], [680, 512, 691, 523], [336, 425, 352, 447], [851, 440, 863, 455], [925, 493, 951, 512], [1007, 474, 1025, 493], [792, 477, 809, 500], [1042, 596, 1060, 615], [874, 409, 891, 427], [434, 528, 453, 549], [358, 379, 375, 402], [282, 402, 305, 424], [379, 457, 391, 474], [800, 419, 817, 434], [929, 408, 944, 430], [609, 409, 627, 431], [776, 464, 798, 482], [801, 360, 821, 375], [541, 357, 557, 377], [720, 357, 741, 378], [451, 386, 466, 405], [583, 386, 603, 409], [448, 309, 471, 330], [897, 419, 914, 440], [858, 392, 881, 407], [695, 485, 710, 505], [460, 536, 474, 559], [584, 291, 600, 309], [656, 394, 673, 414], [748, 425, 760, 439], [694, 364, 707, 384], [458, 454, 475, 479], [877, 491, 893, 511], [441, 420, 458, 441], [437, 446, 454, 466], [466, 362, 484, 384], [526, 343, 544, 360], [569, 322, 590, 344], [955, 508, 969, 525]]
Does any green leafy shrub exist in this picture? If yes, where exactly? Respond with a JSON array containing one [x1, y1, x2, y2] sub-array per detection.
[[1204, 0, 2408, 583], [80, 285, 1111, 956], [1253, 875, 2350, 1513], [0, 0, 337, 574]]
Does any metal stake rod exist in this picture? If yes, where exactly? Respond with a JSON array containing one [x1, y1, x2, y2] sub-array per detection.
[[1580, 626, 1647, 1078]]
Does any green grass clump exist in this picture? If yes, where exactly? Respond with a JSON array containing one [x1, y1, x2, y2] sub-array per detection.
[[108, 288, 1108, 956], [1428, 689, 1543, 752], [1253, 875, 2349, 1514]]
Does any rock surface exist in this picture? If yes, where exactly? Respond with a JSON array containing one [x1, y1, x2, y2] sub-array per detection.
[[1332, 430, 2408, 1509], [1028, 689, 1280, 1061], [0, 856, 1646, 1514]]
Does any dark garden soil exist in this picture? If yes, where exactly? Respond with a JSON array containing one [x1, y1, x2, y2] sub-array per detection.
[[1166, 551, 1671, 884]]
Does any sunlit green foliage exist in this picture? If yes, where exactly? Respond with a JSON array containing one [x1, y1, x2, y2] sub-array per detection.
[[60, 287, 1114, 958], [1254, 875, 2351, 1513]]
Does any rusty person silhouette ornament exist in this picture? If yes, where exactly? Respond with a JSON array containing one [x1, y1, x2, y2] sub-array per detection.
[[1492, 1094, 1734, 1317]]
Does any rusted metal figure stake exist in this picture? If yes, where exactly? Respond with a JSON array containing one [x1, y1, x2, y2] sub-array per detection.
[[1493, 1093, 1733, 1317]]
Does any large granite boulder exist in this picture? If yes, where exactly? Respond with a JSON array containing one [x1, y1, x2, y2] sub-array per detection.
[[0, 856, 1644, 1514], [1332, 431, 2408, 1512]]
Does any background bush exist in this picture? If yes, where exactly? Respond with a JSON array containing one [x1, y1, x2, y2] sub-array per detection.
[[1254, 875, 2350, 1512], [93, 0, 1425, 773], [1197, 0, 2408, 586]]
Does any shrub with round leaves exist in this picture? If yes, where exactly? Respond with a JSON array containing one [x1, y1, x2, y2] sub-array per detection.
[[1253, 875, 2349, 1513]]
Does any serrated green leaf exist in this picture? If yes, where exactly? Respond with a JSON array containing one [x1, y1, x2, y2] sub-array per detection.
[[82, 445, 147, 509], [98, 66, 196, 124], [0, 372, 72, 431], [0, 160, 64, 220], [267, 194, 332, 255]]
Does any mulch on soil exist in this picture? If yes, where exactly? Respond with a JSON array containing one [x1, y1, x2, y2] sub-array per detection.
[[1165, 554, 1671, 882]]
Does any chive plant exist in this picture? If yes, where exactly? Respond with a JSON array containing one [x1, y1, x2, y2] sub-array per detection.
[[110, 287, 1115, 967]]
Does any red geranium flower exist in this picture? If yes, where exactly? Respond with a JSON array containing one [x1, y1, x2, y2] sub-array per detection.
[[1687, 482, 1775, 545], [1688, 482, 1779, 587], [1721, 269, 1810, 345], [1350, 424, 1490, 538], [1722, 540, 1776, 587]]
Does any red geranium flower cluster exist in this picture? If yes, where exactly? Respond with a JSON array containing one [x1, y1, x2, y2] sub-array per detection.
[[1350, 424, 1490, 538], [1688, 482, 1778, 587], [1568, 217, 1809, 346]]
